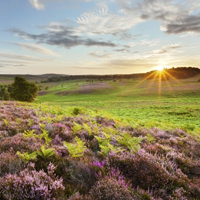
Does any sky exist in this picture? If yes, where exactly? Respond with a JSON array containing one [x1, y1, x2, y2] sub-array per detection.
[[0, 0, 200, 75]]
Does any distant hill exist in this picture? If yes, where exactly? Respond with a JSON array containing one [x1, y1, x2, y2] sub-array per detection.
[[0, 74, 66, 82], [0, 67, 199, 83], [41, 67, 200, 83], [146, 67, 200, 80]]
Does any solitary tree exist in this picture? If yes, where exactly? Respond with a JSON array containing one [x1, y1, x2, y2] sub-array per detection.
[[11, 76, 38, 102]]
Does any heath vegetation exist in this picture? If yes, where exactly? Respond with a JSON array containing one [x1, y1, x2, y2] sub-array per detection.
[[0, 101, 200, 199]]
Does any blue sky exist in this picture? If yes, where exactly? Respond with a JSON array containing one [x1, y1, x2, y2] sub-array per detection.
[[0, 0, 200, 75]]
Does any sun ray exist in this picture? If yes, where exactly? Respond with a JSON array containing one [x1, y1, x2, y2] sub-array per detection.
[[104, 67, 185, 110], [158, 71, 162, 99], [164, 71, 183, 85], [162, 71, 172, 90], [118, 70, 158, 97], [148, 71, 159, 89]]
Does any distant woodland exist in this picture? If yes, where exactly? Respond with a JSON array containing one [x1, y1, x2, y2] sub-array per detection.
[[41, 67, 200, 83]]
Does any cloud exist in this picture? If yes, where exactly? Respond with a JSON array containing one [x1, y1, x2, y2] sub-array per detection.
[[161, 15, 200, 34], [75, 8, 142, 36], [151, 44, 182, 55], [118, 0, 200, 35], [0, 63, 25, 68], [9, 28, 117, 49], [89, 51, 112, 58], [29, 0, 44, 10], [0, 52, 49, 62], [28, 0, 98, 10], [128, 39, 160, 47], [114, 48, 127, 52], [13, 43, 60, 56], [28, 0, 200, 36]]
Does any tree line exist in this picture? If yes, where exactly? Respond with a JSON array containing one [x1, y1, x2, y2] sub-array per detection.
[[41, 67, 200, 83]]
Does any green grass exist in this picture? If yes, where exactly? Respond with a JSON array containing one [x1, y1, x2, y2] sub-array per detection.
[[35, 77, 200, 136]]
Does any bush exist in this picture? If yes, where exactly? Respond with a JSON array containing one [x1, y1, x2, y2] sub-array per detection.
[[0, 133, 43, 153], [106, 150, 190, 192], [90, 177, 134, 200], [11, 76, 38, 102], [67, 192, 93, 200], [1, 162, 64, 200], [0, 150, 23, 177]]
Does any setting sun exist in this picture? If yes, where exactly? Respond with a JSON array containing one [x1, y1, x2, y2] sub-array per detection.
[[156, 66, 165, 71]]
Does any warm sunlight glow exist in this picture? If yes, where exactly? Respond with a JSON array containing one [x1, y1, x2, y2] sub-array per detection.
[[156, 66, 165, 71]]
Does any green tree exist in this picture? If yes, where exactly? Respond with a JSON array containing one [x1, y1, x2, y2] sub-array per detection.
[[3, 88, 10, 100], [11, 76, 38, 102]]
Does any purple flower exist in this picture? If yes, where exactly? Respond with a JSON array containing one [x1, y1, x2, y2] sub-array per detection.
[[66, 126, 71, 131], [31, 125, 40, 130], [55, 123, 66, 128]]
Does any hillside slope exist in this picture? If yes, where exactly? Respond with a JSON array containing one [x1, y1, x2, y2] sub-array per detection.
[[0, 101, 200, 199]]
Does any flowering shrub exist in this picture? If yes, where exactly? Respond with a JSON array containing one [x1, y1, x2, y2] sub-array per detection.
[[90, 176, 134, 200], [0, 133, 43, 153], [67, 192, 93, 200], [1, 162, 64, 200], [0, 150, 23, 177], [0, 101, 200, 199]]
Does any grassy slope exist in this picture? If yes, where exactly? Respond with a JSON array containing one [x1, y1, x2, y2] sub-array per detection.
[[35, 75, 200, 137]]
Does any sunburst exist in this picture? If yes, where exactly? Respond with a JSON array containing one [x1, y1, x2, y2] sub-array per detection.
[[105, 67, 185, 110], [117, 67, 183, 100], [156, 66, 165, 71]]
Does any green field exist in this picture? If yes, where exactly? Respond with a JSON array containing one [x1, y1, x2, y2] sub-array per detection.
[[36, 75, 200, 137]]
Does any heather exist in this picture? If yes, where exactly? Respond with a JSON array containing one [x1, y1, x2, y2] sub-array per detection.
[[0, 101, 200, 199]]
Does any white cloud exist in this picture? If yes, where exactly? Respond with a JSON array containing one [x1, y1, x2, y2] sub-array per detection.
[[14, 43, 60, 56], [151, 44, 182, 55], [29, 0, 44, 10], [0, 52, 49, 62], [128, 39, 160, 47], [75, 8, 143, 35], [28, 0, 98, 10]]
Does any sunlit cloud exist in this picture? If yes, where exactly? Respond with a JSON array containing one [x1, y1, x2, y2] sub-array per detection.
[[13, 43, 60, 57]]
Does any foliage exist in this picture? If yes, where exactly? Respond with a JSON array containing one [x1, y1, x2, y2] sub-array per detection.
[[0, 84, 12, 100], [83, 123, 92, 136], [145, 133, 156, 143], [64, 137, 87, 157], [117, 133, 142, 151], [95, 133, 124, 156], [23, 129, 36, 138], [2, 119, 8, 127], [71, 122, 82, 134], [37, 146, 55, 159], [10, 76, 38, 102], [16, 151, 37, 163]]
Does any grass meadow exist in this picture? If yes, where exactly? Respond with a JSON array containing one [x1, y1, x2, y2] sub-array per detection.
[[1, 73, 200, 199], [36, 75, 200, 137]]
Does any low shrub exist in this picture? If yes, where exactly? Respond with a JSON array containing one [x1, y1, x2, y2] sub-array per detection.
[[1, 162, 65, 200]]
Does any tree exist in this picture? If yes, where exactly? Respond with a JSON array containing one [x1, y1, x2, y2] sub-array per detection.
[[11, 76, 38, 102], [3, 89, 10, 100]]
